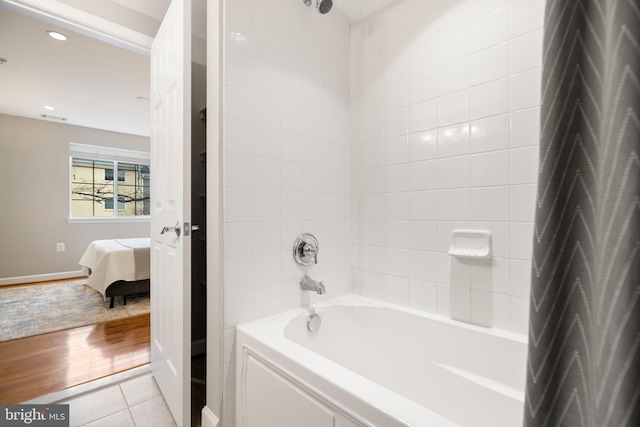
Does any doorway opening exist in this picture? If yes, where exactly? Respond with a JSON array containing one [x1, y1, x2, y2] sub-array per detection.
[[191, 62, 208, 426]]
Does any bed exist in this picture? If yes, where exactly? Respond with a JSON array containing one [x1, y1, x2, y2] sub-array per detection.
[[78, 238, 151, 308]]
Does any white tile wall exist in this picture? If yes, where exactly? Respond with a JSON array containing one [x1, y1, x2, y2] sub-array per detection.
[[223, 0, 351, 420], [351, 0, 545, 334], [223, 0, 545, 420]]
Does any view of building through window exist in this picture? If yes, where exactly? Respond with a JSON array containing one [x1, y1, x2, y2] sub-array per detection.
[[71, 158, 150, 217]]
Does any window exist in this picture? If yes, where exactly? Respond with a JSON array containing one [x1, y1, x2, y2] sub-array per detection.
[[104, 196, 126, 210], [69, 144, 150, 221], [104, 168, 126, 182]]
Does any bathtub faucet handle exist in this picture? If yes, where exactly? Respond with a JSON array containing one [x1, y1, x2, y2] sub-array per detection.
[[303, 244, 318, 264], [293, 233, 320, 267]]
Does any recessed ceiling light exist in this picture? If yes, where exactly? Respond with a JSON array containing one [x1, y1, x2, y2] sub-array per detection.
[[47, 31, 67, 41], [44, 105, 55, 111]]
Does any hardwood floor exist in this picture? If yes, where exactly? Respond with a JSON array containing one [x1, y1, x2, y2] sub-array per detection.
[[0, 313, 150, 403]]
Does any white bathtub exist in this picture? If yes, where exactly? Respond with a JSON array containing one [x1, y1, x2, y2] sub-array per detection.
[[235, 295, 527, 427]]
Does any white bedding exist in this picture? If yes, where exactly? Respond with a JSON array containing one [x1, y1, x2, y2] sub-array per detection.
[[78, 238, 151, 297]]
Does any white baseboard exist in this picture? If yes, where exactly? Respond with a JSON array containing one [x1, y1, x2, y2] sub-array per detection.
[[192, 338, 206, 356], [0, 271, 86, 287], [201, 406, 219, 427]]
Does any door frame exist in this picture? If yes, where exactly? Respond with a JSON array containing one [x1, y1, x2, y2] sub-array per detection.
[[204, 1, 223, 426], [0, 1, 223, 425]]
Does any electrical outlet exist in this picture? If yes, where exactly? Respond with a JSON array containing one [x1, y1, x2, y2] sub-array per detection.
[[56, 243, 65, 252]]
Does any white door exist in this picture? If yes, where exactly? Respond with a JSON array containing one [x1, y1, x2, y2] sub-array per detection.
[[150, 0, 191, 426]]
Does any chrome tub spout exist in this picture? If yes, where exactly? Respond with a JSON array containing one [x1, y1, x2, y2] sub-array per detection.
[[300, 275, 325, 295]]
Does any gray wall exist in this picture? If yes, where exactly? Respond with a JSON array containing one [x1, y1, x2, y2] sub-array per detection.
[[0, 113, 150, 281]]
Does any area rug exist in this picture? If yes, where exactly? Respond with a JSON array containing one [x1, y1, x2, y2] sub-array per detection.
[[0, 279, 150, 342]]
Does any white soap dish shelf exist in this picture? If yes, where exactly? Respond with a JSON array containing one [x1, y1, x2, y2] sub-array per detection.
[[448, 229, 492, 259]]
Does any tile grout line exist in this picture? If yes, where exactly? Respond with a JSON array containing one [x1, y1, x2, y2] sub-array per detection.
[[119, 383, 138, 427]]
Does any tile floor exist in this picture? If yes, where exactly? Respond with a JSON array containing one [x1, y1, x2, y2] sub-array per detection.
[[26, 361, 208, 427], [58, 370, 175, 427], [27, 358, 206, 427]]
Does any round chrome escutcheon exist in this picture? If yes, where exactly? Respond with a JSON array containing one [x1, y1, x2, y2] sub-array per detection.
[[293, 233, 319, 267]]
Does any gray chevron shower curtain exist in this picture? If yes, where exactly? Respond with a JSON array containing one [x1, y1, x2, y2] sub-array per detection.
[[524, 0, 640, 426]]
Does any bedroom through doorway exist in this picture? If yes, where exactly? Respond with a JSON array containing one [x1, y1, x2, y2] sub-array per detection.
[[0, 3, 209, 420], [0, 2, 153, 404], [0, 289, 150, 404]]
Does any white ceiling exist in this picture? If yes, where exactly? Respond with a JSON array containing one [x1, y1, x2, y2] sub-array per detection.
[[0, 6, 151, 136], [110, 0, 172, 22], [0, 0, 374, 137], [335, 0, 375, 18], [108, 0, 374, 22]]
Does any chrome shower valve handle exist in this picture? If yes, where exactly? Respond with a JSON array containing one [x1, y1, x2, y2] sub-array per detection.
[[293, 233, 320, 267], [302, 244, 318, 263]]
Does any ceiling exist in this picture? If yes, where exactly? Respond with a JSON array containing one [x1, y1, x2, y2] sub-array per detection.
[[0, 6, 151, 136], [0, 0, 373, 137], [110, 0, 172, 22], [108, 0, 375, 23], [335, 0, 375, 18]]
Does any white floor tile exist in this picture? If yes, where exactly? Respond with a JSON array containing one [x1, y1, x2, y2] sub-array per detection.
[[129, 395, 177, 427], [79, 409, 135, 427], [119, 373, 161, 407], [62, 385, 128, 427]]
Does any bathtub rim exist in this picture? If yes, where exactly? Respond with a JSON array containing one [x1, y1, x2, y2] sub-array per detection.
[[235, 294, 527, 427], [242, 293, 528, 344], [237, 317, 456, 426]]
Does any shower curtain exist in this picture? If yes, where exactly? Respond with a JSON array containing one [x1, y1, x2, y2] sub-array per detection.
[[525, 0, 640, 426]]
